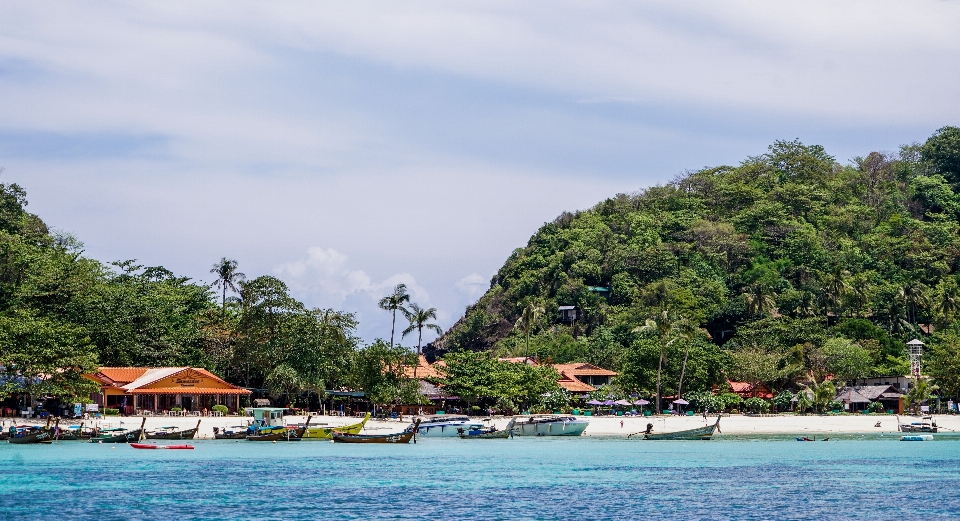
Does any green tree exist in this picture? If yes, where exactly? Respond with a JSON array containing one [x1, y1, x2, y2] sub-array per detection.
[[378, 283, 410, 347], [210, 258, 245, 313], [401, 303, 442, 377], [922, 126, 960, 186], [822, 337, 872, 383], [634, 309, 676, 414], [515, 300, 545, 359]]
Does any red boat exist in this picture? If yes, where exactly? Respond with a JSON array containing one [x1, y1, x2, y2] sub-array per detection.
[[130, 443, 195, 450]]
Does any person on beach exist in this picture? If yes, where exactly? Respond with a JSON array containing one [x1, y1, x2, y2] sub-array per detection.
[[620, 420, 624, 428]]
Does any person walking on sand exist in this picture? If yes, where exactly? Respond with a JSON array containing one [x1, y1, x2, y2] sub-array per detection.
[[620, 419, 624, 428]]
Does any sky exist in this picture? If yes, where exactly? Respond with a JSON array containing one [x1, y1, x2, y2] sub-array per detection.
[[2, 1, 959, 344]]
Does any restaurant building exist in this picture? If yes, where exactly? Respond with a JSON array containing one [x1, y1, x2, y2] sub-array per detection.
[[83, 367, 251, 414]]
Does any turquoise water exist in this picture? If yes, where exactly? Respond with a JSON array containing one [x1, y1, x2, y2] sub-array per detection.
[[3, 435, 960, 520]]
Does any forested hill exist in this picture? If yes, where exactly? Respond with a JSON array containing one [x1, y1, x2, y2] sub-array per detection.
[[434, 127, 960, 397]]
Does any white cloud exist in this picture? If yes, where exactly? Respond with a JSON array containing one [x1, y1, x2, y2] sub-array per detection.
[[456, 273, 489, 303]]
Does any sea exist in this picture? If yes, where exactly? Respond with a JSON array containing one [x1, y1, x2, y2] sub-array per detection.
[[2, 434, 960, 520]]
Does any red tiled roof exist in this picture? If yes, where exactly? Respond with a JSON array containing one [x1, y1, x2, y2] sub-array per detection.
[[726, 380, 773, 399], [403, 355, 440, 379], [127, 387, 251, 395], [94, 367, 150, 385], [552, 363, 617, 377], [557, 371, 596, 392]]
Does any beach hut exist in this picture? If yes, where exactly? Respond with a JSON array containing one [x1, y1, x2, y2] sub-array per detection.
[[84, 367, 251, 415]]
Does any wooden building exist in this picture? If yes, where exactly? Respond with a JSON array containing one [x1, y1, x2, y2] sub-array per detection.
[[84, 367, 251, 414]]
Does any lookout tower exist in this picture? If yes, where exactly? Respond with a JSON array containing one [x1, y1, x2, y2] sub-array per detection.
[[907, 338, 925, 378]]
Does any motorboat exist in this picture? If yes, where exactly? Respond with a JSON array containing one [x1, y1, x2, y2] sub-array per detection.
[[415, 415, 484, 437], [511, 415, 589, 437], [246, 409, 311, 441], [459, 418, 515, 439], [8, 420, 55, 445], [130, 443, 195, 449], [213, 425, 249, 439], [332, 420, 420, 444], [898, 416, 938, 433], [629, 416, 721, 440], [302, 413, 370, 439], [90, 418, 147, 443], [146, 420, 201, 439]]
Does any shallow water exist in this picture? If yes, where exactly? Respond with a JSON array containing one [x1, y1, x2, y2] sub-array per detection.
[[2, 435, 959, 520]]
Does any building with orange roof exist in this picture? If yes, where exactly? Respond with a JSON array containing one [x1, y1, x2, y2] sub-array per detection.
[[84, 367, 251, 414], [498, 359, 618, 393], [403, 355, 442, 379], [725, 380, 774, 399]]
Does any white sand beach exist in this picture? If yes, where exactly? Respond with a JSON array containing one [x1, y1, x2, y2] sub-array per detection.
[[5, 413, 958, 438]]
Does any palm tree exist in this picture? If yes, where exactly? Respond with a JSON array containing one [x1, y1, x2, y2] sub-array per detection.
[[634, 309, 676, 414], [672, 316, 702, 399], [402, 303, 443, 377], [378, 283, 410, 347], [210, 258, 245, 313], [900, 281, 929, 327], [823, 267, 850, 318], [744, 282, 777, 317], [934, 279, 959, 327], [515, 301, 545, 359], [905, 377, 937, 415]]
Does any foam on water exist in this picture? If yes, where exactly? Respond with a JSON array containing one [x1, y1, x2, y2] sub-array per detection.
[[2, 436, 960, 520]]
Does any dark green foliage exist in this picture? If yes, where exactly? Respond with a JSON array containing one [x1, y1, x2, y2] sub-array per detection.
[[438, 131, 960, 398]]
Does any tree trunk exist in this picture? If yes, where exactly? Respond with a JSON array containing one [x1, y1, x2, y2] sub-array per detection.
[[390, 309, 397, 347], [677, 339, 690, 399], [656, 344, 665, 414], [414, 327, 423, 379]]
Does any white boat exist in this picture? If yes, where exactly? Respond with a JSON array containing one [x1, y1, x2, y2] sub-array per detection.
[[415, 415, 484, 437], [511, 415, 589, 437]]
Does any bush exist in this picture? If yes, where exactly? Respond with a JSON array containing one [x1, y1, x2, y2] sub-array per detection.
[[212, 405, 228, 415], [744, 397, 771, 414], [103, 408, 119, 416], [825, 400, 844, 412], [773, 390, 794, 412], [170, 406, 182, 412], [868, 401, 884, 413]]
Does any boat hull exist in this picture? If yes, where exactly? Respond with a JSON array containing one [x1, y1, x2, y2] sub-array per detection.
[[302, 414, 369, 439], [214, 432, 246, 440], [332, 431, 415, 444], [146, 428, 198, 440], [131, 443, 195, 449], [418, 422, 484, 437], [512, 420, 588, 437], [90, 430, 142, 443], [8, 430, 54, 444], [642, 421, 718, 440]]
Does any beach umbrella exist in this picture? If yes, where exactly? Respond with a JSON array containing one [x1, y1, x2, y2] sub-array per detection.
[[673, 399, 689, 405], [634, 399, 650, 405], [602, 400, 616, 406], [614, 399, 632, 406], [586, 399, 603, 405]]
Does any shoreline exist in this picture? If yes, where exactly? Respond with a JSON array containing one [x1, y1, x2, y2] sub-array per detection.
[[3, 413, 957, 438]]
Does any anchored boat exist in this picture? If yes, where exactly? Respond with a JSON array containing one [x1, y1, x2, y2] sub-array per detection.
[[90, 418, 146, 443], [146, 419, 201, 439], [332, 419, 420, 444], [629, 416, 721, 440], [247, 414, 312, 441], [8, 418, 57, 445], [130, 443, 195, 449], [415, 415, 484, 437], [458, 418, 515, 439], [301, 413, 370, 439], [511, 415, 589, 437], [898, 416, 938, 433]]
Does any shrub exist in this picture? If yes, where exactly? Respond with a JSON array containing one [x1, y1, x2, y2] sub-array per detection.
[[102, 408, 119, 416], [170, 406, 182, 412], [825, 400, 844, 412], [212, 405, 228, 415], [868, 401, 884, 413], [744, 397, 771, 414], [773, 390, 794, 412]]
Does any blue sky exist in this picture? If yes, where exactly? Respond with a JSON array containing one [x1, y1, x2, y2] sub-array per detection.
[[2, 1, 959, 344]]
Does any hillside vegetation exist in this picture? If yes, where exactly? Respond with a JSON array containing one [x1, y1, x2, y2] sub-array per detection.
[[437, 127, 960, 401]]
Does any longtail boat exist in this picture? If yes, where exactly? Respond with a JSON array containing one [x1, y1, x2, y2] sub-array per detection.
[[302, 413, 370, 439], [897, 416, 938, 433], [90, 417, 146, 443], [332, 419, 420, 444], [628, 416, 721, 440], [213, 425, 248, 439], [247, 416, 312, 441], [8, 418, 55, 444], [56, 423, 94, 441], [458, 418, 515, 439], [147, 419, 201, 439]]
